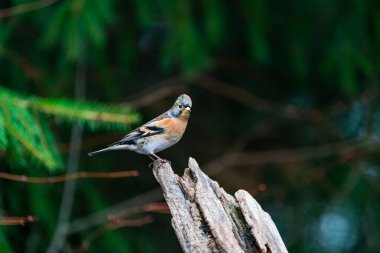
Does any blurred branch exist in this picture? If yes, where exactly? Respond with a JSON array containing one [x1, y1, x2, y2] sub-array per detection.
[[214, 56, 277, 85], [107, 215, 154, 229], [0, 0, 59, 19], [48, 42, 87, 253], [123, 76, 188, 108], [72, 202, 167, 252], [0, 216, 37, 226], [205, 139, 378, 175], [201, 122, 273, 176], [133, 202, 170, 214], [59, 133, 121, 153], [74, 216, 154, 253], [0, 170, 138, 183], [67, 188, 163, 234], [109, 202, 170, 220], [194, 73, 324, 122], [2, 49, 47, 93]]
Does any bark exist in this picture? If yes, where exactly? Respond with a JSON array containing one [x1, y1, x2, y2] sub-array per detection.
[[152, 157, 288, 253]]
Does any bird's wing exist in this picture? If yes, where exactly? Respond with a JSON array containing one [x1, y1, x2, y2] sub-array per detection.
[[109, 115, 171, 146]]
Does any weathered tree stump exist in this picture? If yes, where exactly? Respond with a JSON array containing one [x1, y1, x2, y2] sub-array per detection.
[[152, 157, 288, 253]]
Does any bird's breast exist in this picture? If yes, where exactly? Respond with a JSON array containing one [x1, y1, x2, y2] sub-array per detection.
[[170, 117, 188, 135]]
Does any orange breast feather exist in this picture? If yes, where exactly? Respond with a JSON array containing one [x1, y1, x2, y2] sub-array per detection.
[[153, 118, 188, 136]]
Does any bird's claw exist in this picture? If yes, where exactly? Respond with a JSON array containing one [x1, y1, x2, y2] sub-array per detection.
[[157, 158, 170, 164]]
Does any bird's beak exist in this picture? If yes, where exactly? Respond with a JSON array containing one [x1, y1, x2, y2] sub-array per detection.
[[184, 106, 191, 114]]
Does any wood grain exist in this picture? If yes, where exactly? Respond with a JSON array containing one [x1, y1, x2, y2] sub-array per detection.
[[152, 157, 288, 253]]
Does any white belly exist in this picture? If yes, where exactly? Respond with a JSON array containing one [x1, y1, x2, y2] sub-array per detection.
[[136, 137, 179, 155]]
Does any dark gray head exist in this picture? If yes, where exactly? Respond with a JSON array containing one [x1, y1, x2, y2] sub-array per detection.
[[169, 94, 192, 118]]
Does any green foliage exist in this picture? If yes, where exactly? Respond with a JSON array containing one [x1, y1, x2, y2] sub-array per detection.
[[31, 98, 139, 131], [29, 184, 57, 231], [0, 229, 13, 253], [202, 0, 225, 48], [44, 0, 115, 62], [0, 86, 139, 170], [0, 23, 12, 57], [79, 182, 137, 252], [135, 0, 210, 73], [0, 109, 7, 150], [241, 0, 270, 65]]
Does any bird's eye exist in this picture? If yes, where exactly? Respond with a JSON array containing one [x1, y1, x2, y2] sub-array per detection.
[[178, 105, 183, 109]]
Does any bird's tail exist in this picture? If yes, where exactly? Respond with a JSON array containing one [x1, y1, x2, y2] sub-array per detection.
[[88, 146, 115, 156]]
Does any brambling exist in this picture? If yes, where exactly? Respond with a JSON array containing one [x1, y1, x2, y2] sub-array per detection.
[[88, 94, 192, 161]]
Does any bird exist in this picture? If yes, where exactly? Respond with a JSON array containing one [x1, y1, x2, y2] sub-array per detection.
[[88, 94, 192, 161]]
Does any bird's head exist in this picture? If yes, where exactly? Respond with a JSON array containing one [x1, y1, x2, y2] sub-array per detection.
[[170, 94, 192, 119]]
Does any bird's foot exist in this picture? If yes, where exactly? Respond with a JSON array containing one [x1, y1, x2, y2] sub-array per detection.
[[154, 158, 170, 166], [151, 154, 170, 164], [148, 154, 171, 167], [159, 159, 170, 165]]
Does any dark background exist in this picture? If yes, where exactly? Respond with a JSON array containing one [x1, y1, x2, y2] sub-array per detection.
[[1, 0, 380, 252]]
